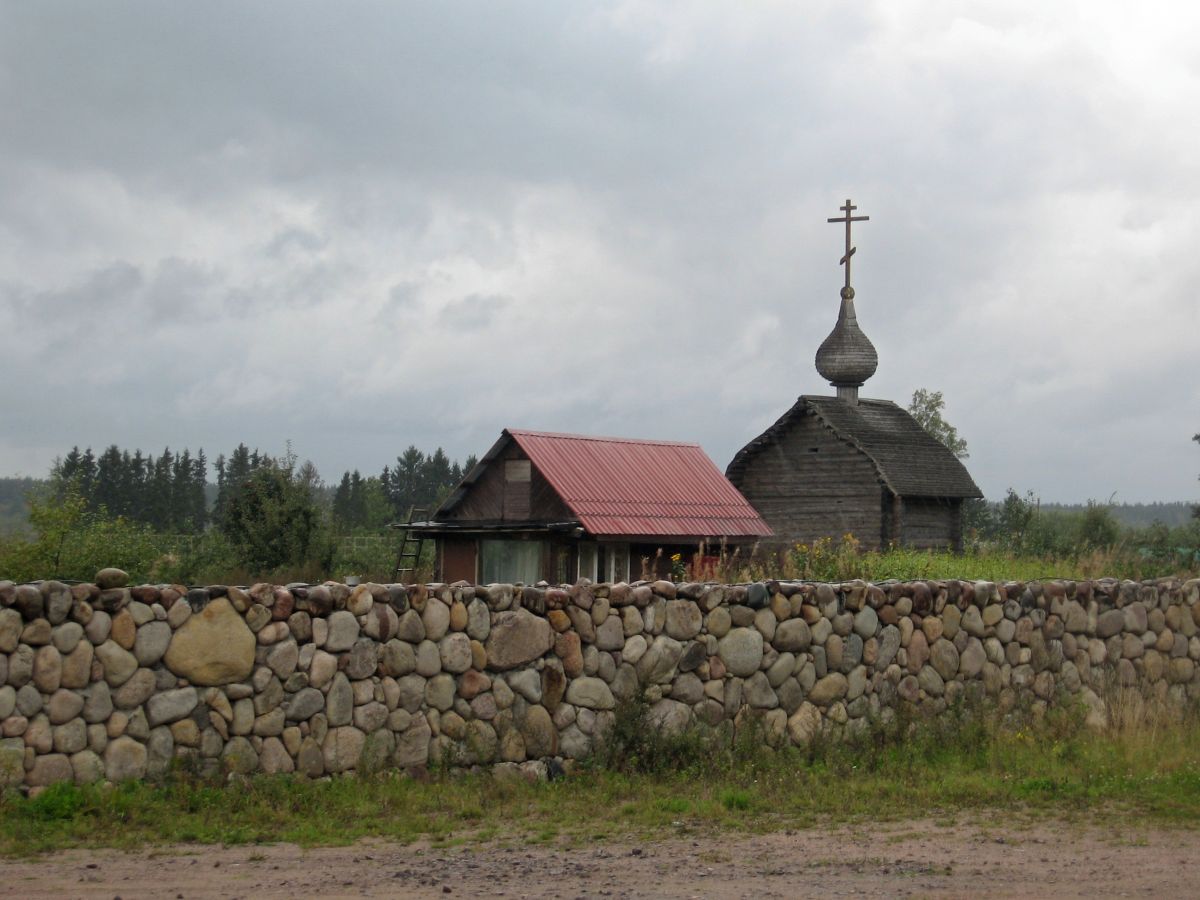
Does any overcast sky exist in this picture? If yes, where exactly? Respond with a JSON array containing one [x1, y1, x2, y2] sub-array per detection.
[[2, 2, 1197, 503]]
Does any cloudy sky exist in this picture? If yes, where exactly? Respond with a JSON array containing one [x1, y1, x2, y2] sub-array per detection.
[[2, 1, 1197, 502]]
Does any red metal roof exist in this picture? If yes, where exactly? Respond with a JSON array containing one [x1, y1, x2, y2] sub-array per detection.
[[506, 429, 772, 539]]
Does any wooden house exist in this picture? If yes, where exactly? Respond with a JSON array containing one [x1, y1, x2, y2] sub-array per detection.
[[726, 199, 982, 551], [412, 429, 771, 583]]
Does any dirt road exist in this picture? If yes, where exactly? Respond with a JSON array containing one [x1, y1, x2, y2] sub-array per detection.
[[1, 817, 1193, 898]]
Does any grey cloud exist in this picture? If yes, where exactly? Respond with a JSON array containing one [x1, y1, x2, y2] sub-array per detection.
[[0, 3, 1196, 503], [264, 228, 327, 258], [437, 294, 512, 331]]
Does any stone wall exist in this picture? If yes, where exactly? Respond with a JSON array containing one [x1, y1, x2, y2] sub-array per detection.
[[0, 571, 1198, 789]]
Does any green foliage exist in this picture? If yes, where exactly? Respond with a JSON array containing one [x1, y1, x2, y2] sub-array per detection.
[[1042, 500, 1195, 529], [24, 782, 88, 821], [217, 459, 335, 577], [146, 530, 243, 586], [329, 537, 436, 583], [55, 445, 208, 533], [908, 388, 969, 459], [332, 471, 394, 532], [2, 440, 480, 584], [960, 489, 1200, 575], [0, 484, 164, 582], [713, 526, 1195, 583], [1077, 500, 1121, 550], [213, 443, 270, 530], [586, 698, 719, 775], [378, 446, 472, 524]]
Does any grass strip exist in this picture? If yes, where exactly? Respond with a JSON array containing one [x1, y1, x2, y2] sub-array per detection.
[[2, 705, 1199, 855]]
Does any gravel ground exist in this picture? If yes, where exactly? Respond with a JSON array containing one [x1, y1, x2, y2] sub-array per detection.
[[1, 817, 1194, 899]]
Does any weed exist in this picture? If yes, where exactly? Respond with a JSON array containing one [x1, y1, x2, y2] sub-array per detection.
[[585, 697, 719, 776], [719, 789, 752, 811], [4, 703, 1200, 855], [22, 783, 88, 822]]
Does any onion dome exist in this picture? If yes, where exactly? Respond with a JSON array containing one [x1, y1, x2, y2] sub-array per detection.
[[815, 285, 878, 389]]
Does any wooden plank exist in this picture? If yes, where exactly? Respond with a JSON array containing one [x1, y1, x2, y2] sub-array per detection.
[[439, 538, 478, 582], [448, 449, 508, 520], [443, 440, 574, 525], [730, 415, 886, 548], [531, 468, 574, 520], [898, 497, 960, 550]]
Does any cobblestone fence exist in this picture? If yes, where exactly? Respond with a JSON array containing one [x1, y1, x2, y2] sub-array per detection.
[[0, 571, 1197, 789]]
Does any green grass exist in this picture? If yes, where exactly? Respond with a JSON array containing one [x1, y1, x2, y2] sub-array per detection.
[[715, 538, 1198, 584], [3, 704, 1200, 856]]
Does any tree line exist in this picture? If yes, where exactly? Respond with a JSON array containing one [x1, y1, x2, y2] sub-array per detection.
[[331, 446, 478, 532], [0, 442, 477, 582], [46, 443, 477, 536], [55, 446, 209, 532]]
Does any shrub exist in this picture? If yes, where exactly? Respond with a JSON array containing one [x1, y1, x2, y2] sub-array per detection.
[[217, 461, 335, 576], [586, 698, 717, 776], [0, 485, 164, 582]]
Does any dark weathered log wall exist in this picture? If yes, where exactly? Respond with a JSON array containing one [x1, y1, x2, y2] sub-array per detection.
[[899, 498, 963, 551], [731, 415, 886, 548]]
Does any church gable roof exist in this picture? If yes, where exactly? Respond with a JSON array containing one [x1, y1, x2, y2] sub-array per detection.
[[727, 396, 983, 499]]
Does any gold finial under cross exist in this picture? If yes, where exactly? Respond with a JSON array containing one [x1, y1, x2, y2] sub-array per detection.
[[827, 198, 869, 293]]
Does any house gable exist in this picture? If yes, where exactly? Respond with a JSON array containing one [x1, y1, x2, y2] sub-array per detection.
[[440, 436, 575, 524]]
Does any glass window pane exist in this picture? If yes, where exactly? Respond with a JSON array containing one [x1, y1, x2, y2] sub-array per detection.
[[577, 543, 597, 581], [481, 539, 542, 584]]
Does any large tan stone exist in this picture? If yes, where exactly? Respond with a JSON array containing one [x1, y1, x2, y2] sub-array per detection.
[[323, 726, 365, 773], [787, 701, 822, 745], [564, 676, 615, 710], [519, 704, 558, 758], [808, 673, 848, 705], [485, 609, 553, 671], [163, 598, 255, 686], [104, 736, 147, 781]]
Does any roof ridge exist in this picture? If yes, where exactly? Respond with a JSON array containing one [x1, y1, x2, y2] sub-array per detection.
[[507, 428, 700, 448]]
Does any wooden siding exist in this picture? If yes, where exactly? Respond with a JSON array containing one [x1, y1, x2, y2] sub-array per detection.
[[446, 441, 574, 523], [900, 497, 963, 551], [448, 449, 506, 520], [730, 414, 887, 549], [439, 538, 478, 582], [530, 466, 574, 521]]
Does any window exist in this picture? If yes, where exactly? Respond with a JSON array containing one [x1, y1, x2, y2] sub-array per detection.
[[480, 539, 542, 584], [601, 542, 630, 581], [577, 542, 598, 581], [612, 544, 630, 581]]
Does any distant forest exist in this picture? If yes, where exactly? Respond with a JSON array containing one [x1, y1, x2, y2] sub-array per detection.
[[0, 477, 39, 535], [1040, 502, 1195, 529], [0, 443, 479, 535], [0, 449, 1194, 537]]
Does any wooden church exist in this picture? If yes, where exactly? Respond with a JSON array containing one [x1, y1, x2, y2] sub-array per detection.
[[725, 200, 981, 551]]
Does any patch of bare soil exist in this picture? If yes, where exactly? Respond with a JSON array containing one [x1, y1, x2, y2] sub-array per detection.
[[1, 817, 1193, 899]]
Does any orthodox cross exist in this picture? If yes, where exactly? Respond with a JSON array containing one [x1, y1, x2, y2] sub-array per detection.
[[827, 198, 869, 293]]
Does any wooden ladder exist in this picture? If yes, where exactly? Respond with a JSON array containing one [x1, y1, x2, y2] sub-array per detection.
[[391, 506, 428, 583]]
